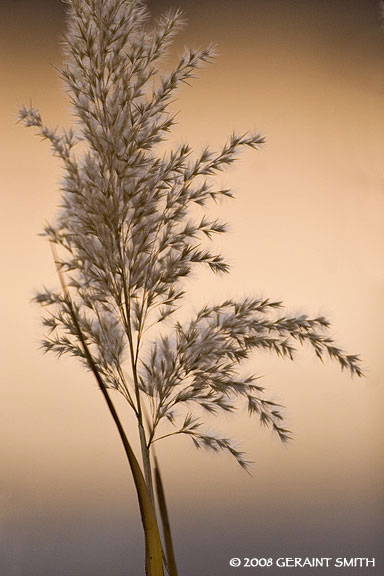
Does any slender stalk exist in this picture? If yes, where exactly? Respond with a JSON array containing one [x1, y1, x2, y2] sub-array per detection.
[[118, 242, 156, 504], [138, 420, 155, 503]]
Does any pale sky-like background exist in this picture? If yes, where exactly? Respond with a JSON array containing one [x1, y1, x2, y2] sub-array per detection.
[[1, 1, 383, 574]]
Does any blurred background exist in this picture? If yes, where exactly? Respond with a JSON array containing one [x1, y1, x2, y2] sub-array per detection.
[[0, 0, 383, 574]]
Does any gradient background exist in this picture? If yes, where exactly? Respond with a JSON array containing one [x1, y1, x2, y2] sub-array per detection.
[[1, 0, 383, 574]]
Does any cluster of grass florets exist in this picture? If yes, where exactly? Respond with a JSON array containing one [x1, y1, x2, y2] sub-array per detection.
[[20, 0, 362, 471]]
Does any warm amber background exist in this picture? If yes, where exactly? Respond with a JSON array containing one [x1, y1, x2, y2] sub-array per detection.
[[1, 1, 383, 574]]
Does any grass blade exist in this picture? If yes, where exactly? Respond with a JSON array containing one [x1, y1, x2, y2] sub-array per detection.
[[51, 243, 164, 576], [154, 456, 179, 576]]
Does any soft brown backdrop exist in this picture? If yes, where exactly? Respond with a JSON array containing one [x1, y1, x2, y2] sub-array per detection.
[[1, 1, 383, 574]]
